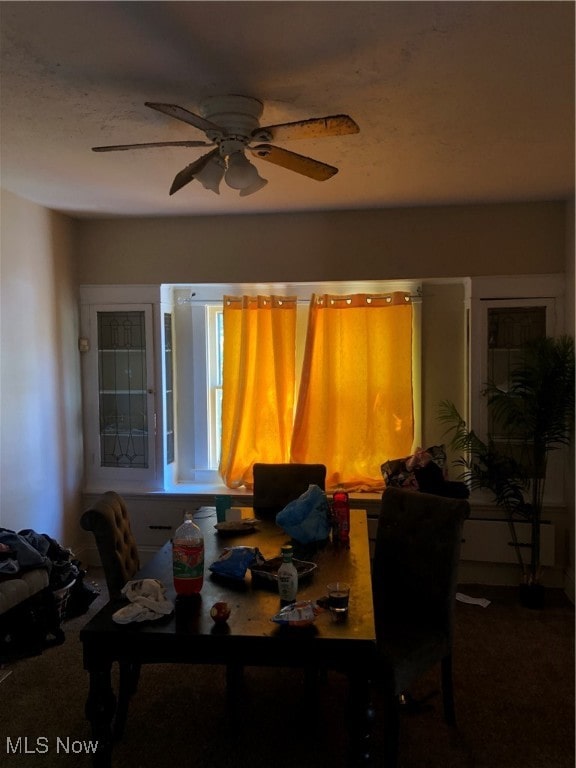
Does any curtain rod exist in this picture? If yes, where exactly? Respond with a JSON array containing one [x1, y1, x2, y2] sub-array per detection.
[[223, 295, 298, 305], [326, 292, 421, 301], [177, 288, 422, 305]]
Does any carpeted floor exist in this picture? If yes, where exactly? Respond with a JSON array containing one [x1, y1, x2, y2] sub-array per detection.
[[0, 573, 573, 768]]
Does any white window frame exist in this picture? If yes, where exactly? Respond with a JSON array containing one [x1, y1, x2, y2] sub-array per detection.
[[171, 280, 421, 486], [206, 304, 223, 469]]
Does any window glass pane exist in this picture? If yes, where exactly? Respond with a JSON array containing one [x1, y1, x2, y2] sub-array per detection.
[[216, 309, 223, 386], [164, 313, 175, 464], [97, 311, 148, 468], [487, 305, 546, 441], [207, 306, 224, 469]]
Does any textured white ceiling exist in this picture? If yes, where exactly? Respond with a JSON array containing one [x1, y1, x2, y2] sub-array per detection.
[[1, 1, 574, 219]]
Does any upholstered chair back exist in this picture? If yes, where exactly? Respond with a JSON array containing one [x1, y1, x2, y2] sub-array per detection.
[[81, 491, 140, 599], [372, 487, 470, 767], [373, 486, 470, 636], [252, 463, 327, 516]]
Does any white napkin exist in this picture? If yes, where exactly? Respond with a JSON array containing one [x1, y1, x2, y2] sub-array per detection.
[[112, 578, 174, 624]]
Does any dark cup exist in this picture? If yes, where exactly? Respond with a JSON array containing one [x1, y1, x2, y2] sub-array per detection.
[[327, 581, 350, 620]]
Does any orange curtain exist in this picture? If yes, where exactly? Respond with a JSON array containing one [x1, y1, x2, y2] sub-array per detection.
[[291, 292, 414, 491], [219, 295, 297, 488]]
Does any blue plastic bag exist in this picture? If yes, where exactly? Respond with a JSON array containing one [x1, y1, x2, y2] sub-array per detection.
[[209, 546, 264, 580], [275, 484, 331, 544]]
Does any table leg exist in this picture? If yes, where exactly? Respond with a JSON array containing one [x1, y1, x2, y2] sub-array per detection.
[[85, 664, 116, 768], [346, 672, 376, 767], [114, 662, 141, 739]]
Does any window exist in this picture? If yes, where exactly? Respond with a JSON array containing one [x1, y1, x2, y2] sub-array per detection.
[[172, 281, 420, 487], [206, 304, 223, 468], [164, 312, 175, 465]]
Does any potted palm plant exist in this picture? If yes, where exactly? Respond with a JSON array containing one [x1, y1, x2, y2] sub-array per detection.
[[438, 335, 574, 607]]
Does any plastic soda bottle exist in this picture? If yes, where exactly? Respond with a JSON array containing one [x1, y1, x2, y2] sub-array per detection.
[[277, 545, 298, 604], [332, 491, 350, 547], [173, 510, 204, 595]]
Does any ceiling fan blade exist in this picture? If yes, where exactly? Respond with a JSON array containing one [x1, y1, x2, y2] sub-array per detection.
[[169, 148, 220, 195], [250, 144, 338, 181], [254, 115, 359, 142], [92, 140, 213, 152], [145, 102, 223, 134]]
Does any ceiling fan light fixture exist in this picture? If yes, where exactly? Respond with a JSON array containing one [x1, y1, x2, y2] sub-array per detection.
[[239, 175, 268, 197], [224, 150, 263, 191], [195, 155, 225, 194]]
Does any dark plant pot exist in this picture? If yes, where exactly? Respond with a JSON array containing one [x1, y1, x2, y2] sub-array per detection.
[[519, 582, 545, 609]]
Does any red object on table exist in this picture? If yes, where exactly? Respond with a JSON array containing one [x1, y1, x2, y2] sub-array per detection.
[[332, 491, 350, 547]]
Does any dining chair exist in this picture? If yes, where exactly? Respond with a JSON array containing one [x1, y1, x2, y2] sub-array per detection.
[[372, 486, 470, 768], [251, 462, 328, 693], [81, 491, 140, 600], [81, 491, 244, 731], [81, 491, 141, 740], [252, 462, 327, 516]]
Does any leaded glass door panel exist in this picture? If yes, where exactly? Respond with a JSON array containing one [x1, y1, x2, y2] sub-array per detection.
[[475, 295, 563, 505], [486, 305, 547, 469], [98, 311, 149, 468], [85, 303, 157, 489]]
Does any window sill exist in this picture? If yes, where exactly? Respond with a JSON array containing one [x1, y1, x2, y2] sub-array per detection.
[[82, 483, 383, 503]]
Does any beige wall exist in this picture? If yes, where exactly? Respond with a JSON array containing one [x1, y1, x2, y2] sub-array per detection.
[[0, 189, 83, 548], [76, 201, 566, 284], [76, 201, 565, 485], [421, 282, 467, 451], [1, 189, 573, 579]]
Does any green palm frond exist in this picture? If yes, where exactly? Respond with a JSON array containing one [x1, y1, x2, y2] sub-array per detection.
[[486, 335, 575, 453], [438, 400, 528, 517], [438, 336, 574, 582]]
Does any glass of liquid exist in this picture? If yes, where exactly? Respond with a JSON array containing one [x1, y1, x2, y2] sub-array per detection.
[[327, 582, 350, 621]]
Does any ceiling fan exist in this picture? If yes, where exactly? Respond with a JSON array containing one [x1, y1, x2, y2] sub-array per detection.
[[92, 95, 359, 197]]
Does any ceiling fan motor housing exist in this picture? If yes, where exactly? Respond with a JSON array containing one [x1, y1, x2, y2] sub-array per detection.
[[200, 95, 266, 151]]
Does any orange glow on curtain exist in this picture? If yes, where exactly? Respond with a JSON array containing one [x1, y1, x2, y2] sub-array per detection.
[[291, 293, 414, 491], [219, 296, 297, 488]]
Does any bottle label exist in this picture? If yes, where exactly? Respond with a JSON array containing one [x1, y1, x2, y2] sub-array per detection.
[[334, 503, 350, 544], [278, 565, 298, 601], [173, 542, 204, 579]]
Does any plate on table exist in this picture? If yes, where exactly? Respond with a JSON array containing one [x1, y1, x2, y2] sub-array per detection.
[[249, 556, 317, 582], [214, 520, 258, 535]]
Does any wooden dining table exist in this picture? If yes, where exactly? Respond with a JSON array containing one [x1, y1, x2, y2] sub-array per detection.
[[80, 507, 377, 767]]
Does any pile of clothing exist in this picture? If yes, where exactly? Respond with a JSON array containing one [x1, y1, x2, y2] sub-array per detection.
[[0, 528, 78, 588], [381, 444, 470, 499], [0, 528, 99, 618]]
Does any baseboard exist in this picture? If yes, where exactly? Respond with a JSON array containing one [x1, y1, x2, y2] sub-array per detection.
[[458, 561, 566, 588]]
